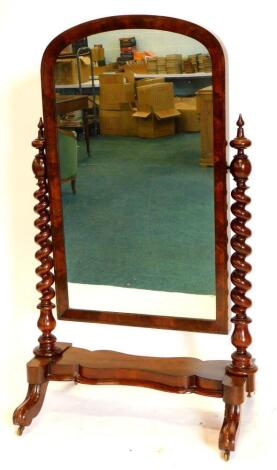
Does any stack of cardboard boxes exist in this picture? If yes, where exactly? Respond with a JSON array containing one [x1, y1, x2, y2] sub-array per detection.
[[117, 37, 136, 65], [146, 58, 158, 74], [166, 54, 183, 73], [99, 73, 137, 136], [144, 53, 212, 75], [197, 54, 212, 73], [183, 58, 195, 73], [156, 57, 167, 74], [99, 73, 203, 138], [183, 54, 212, 74], [188, 55, 199, 72]]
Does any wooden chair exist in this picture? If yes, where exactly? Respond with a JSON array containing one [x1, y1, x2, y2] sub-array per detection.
[[57, 129, 78, 193]]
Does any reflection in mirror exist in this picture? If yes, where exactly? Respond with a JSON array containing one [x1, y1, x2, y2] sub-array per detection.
[[54, 29, 215, 320]]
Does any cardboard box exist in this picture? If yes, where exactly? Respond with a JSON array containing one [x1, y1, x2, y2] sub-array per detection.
[[91, 46, 105, 62], [135, 82, 179, 115], [100, 109, 137, 136], [166, 54, 183, 74], [123, 62, 148, 74], [134, 114, 176, 138], [100, 83, 135, 110], [133, 51, 146, 61], [136, 78, 165, 89], [120, 37, 136, 47], [175, 99, 200, 132], [146, 58, 157, 73], [133, 82, 180, 138], [99, 73, 135, 111], [157, 57, 166, 65], [55, 56, 91, 84], [99, 73, 127, 85], [166, 54, 182, 61], [94, 63, 118, 76]]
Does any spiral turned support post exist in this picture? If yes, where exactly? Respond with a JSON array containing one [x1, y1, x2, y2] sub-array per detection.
[[225, 115, 257, 384], [32, 118, 62, 357]]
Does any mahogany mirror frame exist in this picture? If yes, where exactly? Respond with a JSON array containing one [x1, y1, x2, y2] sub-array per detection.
[[41, 14, 228, 334]]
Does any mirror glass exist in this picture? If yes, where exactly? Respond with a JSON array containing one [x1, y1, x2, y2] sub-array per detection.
[[54, 28, 215, 320]]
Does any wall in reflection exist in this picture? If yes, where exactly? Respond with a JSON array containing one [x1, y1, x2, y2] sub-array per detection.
[[55, 29, 215, 320]]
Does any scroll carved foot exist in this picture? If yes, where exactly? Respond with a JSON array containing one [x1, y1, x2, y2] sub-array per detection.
[[13, 382, 49, 432], [219, 403, 240, 458]]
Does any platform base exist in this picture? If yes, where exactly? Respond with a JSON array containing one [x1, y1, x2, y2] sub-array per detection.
[[13, 343, 254, 459]]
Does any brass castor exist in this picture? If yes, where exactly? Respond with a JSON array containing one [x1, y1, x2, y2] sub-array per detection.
[[223, 450, 230, 461], [17, 425, 25, 436]]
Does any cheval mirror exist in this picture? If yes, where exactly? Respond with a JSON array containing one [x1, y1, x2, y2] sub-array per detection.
[[13, 14, 257, 460]]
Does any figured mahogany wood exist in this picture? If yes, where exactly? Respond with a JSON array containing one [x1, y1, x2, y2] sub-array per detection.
[[40, 14, 228, 334], [32, 120, 62, 358], [47, 347, 227, 397], [218, 373, 246, 458], [13, 383, 49, 429], [225, 116, 257, 383], [13, 342, 248, 454], [219, 404, 241, 455]]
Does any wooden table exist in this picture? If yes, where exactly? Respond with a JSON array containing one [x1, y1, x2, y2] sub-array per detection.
[[56, 95, 91, 155]]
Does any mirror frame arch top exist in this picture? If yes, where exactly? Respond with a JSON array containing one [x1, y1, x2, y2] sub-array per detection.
[[42, 14, 228, 334]]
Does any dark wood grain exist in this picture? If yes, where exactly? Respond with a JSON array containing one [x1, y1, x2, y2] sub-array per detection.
[[13, 343, 230, 432], [12, 341, 248, 457], [55, 94, 90, 114], [40, 14, 228, 334], [47, 347, 227, 396], [218, 373, 247, 459], [32, 119, 63, 358], [225, 116, 257, 392], [219, 404, 241, 459], [13, 383, 49, 433]]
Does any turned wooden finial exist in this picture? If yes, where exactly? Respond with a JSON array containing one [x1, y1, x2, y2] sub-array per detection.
[[230, 114, 251, 151], [38, 117, 44, 138], [32, 118, 45, 150], [237, 113, 244, 132]]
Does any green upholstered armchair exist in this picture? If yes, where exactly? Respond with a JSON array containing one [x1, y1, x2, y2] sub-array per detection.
[[57, 129, 78, 193]]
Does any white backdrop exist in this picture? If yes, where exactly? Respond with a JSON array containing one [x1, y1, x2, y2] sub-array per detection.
[[0, 0, 276, 468]]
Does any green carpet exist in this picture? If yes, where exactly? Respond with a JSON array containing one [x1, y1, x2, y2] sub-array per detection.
[[61, 133, 215, 295]]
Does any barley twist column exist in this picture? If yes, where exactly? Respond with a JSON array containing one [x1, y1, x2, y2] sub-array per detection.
[[225, 115, 257, 390], [32, 118, 62, 357]]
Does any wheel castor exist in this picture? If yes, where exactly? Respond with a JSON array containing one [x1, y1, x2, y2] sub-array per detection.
[[223, 450, 230, 461], [17, 425, 25, 436]]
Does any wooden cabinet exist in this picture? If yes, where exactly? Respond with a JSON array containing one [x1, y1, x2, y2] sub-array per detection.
[[196, 85, 213, 166]]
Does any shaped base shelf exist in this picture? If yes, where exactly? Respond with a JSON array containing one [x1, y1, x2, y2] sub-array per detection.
[[13, 343, 254, 460]]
